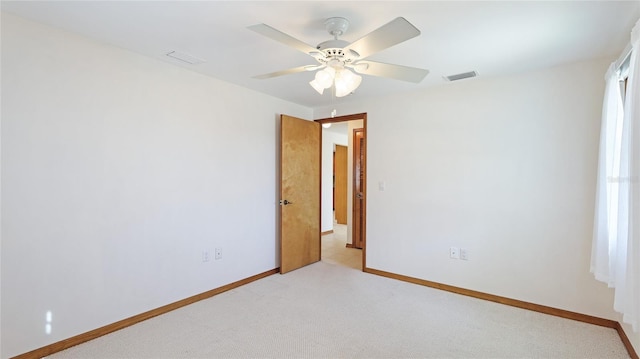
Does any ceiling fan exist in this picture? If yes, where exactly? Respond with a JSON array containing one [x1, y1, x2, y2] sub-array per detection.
[[248, 17, 429, 97]]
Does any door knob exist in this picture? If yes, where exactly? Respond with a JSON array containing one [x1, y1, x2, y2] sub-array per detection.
[[356, 193, 363, 199], [279, 199, 293, 206]]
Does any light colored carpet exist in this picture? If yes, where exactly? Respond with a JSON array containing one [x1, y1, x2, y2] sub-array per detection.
[[46, 227, 629, 358]]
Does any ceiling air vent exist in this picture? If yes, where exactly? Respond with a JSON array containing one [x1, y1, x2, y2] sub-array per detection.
[[166, 51, 206, 65], [444, 71, 478, 82]]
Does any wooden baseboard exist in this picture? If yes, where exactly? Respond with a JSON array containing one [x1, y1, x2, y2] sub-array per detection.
[[321, 230, 334, 235], [364, 266, 638, 359], [12, 268, 280, 359], [615, 322, 640, 359]]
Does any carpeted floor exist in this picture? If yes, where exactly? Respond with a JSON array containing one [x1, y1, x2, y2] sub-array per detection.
[[46, 225, 629, 358]]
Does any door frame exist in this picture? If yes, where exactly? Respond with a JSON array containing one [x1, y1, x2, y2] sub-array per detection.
[[316, 113, 367, 270], [351, 128, 365, 249]]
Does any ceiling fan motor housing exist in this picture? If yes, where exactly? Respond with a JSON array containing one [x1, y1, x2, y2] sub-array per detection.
[[316, 39, 349, 51], [313, 17, 361, 67], [315, 39, 359, 66]]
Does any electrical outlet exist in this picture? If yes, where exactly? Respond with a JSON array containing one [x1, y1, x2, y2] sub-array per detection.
[[215, 247, 222, 260], [449, 247, 459, 259], [460, 248, 469, 260], [45, 310, 53, 335], [202, 251, 210, 262]]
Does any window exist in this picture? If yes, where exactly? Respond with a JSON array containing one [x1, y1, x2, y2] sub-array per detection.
[[591, 26, 639, 332]]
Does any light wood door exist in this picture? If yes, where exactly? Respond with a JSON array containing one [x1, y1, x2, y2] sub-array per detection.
[[334, 145, 348, 224], [280, 115, 321, 274], [352, 128, 365, 249]]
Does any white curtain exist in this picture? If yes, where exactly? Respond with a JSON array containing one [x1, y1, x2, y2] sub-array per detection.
[[591, 63, 623, 284], [592, 19, 639, 332]]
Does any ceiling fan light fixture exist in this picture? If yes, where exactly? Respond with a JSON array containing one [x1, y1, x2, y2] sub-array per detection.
[[334, 68, 362, 97], [309, 79, 325, 94], [315, 66, 335, 88]]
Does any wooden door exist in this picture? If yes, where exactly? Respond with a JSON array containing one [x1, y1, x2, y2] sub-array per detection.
[[334, 145, 348, 224], [352, 128, 365, 249], [280, 115, 321, 274]]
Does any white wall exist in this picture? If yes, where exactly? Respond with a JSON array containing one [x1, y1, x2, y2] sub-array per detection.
[[321, 130, 347, 233], [0, 13, 311, 358], [315, 58, 626, 329]]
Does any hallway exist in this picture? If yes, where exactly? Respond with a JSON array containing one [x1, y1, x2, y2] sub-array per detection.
[[321, 223, 362, 270]]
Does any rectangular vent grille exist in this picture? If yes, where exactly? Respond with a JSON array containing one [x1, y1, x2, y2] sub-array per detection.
[[444, 71, 478, 82], [166, 51, 206, 65]]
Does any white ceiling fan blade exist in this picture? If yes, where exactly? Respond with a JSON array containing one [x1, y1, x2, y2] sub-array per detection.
[[252, 65, 321, 79], [344, 17, 420, 60], [248, 23, 318, 55], [352, 61, 429, 83]]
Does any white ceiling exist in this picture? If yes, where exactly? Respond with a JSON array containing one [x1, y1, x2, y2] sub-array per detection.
[[2, 1, 639, 108]]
